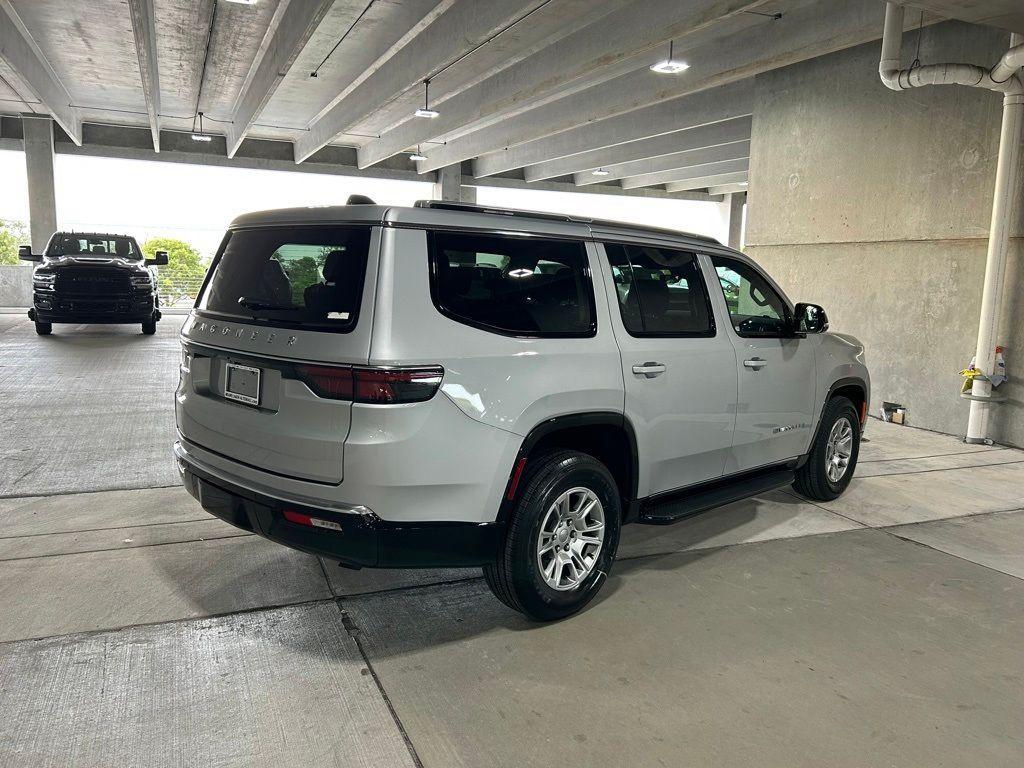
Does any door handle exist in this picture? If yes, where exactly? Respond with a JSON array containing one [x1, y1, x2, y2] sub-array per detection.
[[632, 362, 667, 378], [743, 357, 768, 370]]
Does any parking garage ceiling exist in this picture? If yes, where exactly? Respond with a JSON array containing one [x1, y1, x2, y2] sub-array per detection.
[[1, 0, 1022, 197]]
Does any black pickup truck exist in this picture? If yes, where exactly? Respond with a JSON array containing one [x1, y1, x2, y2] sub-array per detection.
[[20, 232, 168, 335]]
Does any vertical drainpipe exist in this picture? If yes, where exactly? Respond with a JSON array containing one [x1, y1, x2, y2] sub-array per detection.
[[966, 52, 1024, 442], [880, 3, 1024, 444]]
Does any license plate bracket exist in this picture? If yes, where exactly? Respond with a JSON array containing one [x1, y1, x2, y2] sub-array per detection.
[[225, 362, 261, 406]]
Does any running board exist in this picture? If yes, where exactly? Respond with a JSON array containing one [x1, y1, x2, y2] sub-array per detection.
[[637, 468, 795, 525]]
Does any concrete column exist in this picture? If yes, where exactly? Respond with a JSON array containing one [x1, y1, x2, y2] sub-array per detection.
[[22, 115, 57, 254], [432, 163, 462, 201], [726, 192, 746, 250], [433, 163, 476, 203]]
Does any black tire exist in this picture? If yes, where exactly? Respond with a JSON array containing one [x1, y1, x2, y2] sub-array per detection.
[[793, 396, 861, 501], [484, 450, 621, 621], [34, 321, 52, 336], [141, 320, 157, 335]]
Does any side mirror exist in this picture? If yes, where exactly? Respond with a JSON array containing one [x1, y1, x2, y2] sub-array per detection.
[[794, 302, 829, 334], [146, 250, 169, 267], [18, 245, 41, 262]]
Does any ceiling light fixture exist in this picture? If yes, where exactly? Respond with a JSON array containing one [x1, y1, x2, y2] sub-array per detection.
[[409, 145, 428, 162], [650, 40, 689, 74], [415, 80, 439, 118], [592, 168, 611, 176], [191, 112, 213, 142], [222, 0, 258, 5]]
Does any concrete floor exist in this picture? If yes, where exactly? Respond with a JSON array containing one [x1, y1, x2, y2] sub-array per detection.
[[1, 315, 1023, 767]]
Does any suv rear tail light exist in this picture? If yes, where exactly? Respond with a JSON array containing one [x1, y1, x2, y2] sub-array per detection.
[[295, 364, 443, 403]]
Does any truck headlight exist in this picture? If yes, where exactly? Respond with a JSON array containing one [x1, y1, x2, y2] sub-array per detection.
[[33, 272, 55, 291], [132, 275, 153, 289]]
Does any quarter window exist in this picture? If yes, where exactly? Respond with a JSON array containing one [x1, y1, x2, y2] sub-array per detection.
[[711, 256, 790, 337], [603, 243, 713, 336], [429, 231, 595, 337]]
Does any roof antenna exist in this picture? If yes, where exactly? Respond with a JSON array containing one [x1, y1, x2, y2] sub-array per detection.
[[346, 194, 376, 205]]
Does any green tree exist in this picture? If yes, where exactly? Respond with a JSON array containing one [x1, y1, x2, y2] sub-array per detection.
[[0, 219, 29, 265], [279, 255, 322, 306], [141, 237, 207, 305]]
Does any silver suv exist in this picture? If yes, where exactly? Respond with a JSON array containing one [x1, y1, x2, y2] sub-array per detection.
[[174, 200, 869, 620]]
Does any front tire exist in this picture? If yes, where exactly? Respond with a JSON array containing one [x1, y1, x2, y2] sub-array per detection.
[[484, 450, 621, 621], [793, 396, 861, 501], [34, 321, 52, 335], [141, 320, 157, 335]]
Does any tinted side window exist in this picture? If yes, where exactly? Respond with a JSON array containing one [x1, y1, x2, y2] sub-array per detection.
[[711, 256, 790, 337], [429, 231, 595, 337], [604, 243, 713, 336]]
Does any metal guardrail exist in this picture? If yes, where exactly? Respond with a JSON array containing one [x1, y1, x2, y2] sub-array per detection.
[[156, 276, 205, 308]]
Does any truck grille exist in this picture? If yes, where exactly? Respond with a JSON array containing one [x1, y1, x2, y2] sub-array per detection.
[[55, 267, 132, 296]]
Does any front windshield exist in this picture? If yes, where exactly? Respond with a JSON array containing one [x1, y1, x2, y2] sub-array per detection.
[[50, 235, 140, 259]]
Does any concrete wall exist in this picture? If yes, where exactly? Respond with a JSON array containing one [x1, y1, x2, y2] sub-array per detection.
[[745, 21, 1024, 447], [0, 265, 33, 307]]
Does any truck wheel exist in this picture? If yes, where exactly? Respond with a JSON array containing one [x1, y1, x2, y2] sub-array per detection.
[[141, 320, 157, 335], [35, 321, 52, 336], [484, 450, 621, 621], [793, 396, 861, 501]]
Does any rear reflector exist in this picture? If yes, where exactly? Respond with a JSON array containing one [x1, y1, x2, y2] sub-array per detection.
[[860, 400, 868, 424], [506, 457, 528, 500], [282, 509, 343, 531], [295, 364, 443, 403]]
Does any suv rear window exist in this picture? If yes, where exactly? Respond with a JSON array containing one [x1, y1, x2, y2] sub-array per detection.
[[196, 226, 371, 331], [428, 231, 595, 337]]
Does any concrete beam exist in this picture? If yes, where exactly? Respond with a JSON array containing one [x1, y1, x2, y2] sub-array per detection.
[[0, 120, 425, 183], [548, 117, 751, 183], [476, 82, 754, 179], [621, 157, 749, 189], [226, 0, 335, 158], [666, 171, 748, 193], [464, 174, 721, 202], [708, 183, 749, 195], [424, 0, 908, 175], [0, 120, 710, 202], [0, 1, 81, 145], [363, 0, 770, 170], [22, 115, 57, 254], [574, 140, 749, 187], [126, 0, 161, 152], [294, 0, 536, 163]]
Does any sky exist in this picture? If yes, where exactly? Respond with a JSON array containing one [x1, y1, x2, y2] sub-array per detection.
[[0, 149, 729, 259]]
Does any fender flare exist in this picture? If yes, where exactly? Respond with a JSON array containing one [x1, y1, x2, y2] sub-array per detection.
[[809, 377, 870, 455], [824, 376, 870, 417], [497, 412, 640, 524]]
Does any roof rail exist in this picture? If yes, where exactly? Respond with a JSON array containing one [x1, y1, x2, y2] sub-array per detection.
[[414, 200, 574, 222], [412, 200, 721, 245]]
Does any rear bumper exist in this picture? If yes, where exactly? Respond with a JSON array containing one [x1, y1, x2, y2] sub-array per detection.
[[177, 443, 502, 568]]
